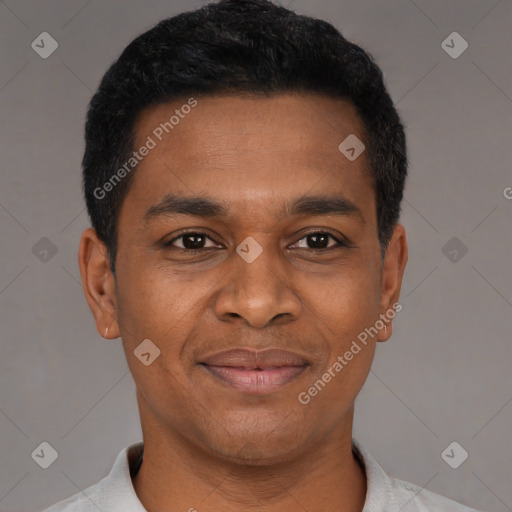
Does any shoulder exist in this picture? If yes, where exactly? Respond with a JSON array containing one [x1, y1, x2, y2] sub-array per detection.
[[40, 482, 104, 512], [351, 439, 482, 512], [39, 442, 144, 512], [386, 475, 482, 512]]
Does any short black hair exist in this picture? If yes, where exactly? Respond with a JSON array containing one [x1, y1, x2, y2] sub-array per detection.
[[83, 0, 407, 274]]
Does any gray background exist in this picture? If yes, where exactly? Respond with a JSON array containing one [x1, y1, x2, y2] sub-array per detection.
[[0, 0, 511, 511]]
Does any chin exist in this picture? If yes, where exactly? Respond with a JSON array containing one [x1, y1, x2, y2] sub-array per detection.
[[213, 438, 304, 467], [198, 418, 309, 466]]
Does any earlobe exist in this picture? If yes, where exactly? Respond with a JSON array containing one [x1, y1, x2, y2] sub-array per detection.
[[377, 224, 408, 342], [78, 228, 120, 340], [377, 321, 392, 343]]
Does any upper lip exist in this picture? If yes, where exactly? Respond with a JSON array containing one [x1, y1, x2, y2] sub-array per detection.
[[200, 348, 309, 368]]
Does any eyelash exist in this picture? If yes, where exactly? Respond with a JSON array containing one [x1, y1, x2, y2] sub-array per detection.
[[164, 230, 349, 252]]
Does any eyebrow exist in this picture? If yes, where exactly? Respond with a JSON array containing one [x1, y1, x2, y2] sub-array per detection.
[[143, 193, 364, 224]]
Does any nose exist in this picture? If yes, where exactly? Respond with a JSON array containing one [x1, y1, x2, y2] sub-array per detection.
[[213, 243, 302, 329]]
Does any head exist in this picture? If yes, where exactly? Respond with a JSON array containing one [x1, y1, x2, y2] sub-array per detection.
[[79, 0, 408, 464]]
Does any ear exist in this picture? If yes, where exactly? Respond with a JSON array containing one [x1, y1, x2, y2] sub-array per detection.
[[377, 224, 408, 342], [78, 228, 120, 339]]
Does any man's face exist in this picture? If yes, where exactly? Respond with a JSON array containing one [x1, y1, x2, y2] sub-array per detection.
[[101, 94, 405, 463]]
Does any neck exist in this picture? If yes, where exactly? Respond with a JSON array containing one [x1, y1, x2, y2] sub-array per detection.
[[133, 407, 367, 512]]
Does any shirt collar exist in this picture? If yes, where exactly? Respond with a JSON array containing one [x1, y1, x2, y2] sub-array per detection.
[[351, 438, 391, 511]]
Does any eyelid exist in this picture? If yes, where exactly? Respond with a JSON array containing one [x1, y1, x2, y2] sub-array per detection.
[[164, 230, 222, 249], [164, 228, 350, 251], [290, 229, 348, 250]]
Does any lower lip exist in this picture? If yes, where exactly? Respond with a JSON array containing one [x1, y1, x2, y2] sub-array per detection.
[[201, 364, 308, 394]]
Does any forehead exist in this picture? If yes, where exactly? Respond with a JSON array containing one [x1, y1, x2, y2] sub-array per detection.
[[135, 93, 367, 157], [123, 94, 374, 222]]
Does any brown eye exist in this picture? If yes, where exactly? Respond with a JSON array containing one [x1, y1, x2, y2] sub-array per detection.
[[294, 231, 344, 250], [166, 232, 219, 250]]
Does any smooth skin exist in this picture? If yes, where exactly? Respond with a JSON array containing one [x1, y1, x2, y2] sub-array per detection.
[[78, 94, 408, 512]]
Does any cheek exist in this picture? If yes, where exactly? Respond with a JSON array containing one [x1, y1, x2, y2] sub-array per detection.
[[114, 264, 217, 396], [115, 270, 196, 412], [297, 320, 377, 421], [295, 258, 381, 395], [299, 256, 381, 335], [115, 264, 200, 344]]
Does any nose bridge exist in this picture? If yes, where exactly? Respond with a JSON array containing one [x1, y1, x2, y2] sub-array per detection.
[[214, 239, 301, 328]]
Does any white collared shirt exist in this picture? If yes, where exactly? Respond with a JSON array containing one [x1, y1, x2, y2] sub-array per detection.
[[42, 439, 481, 511]]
